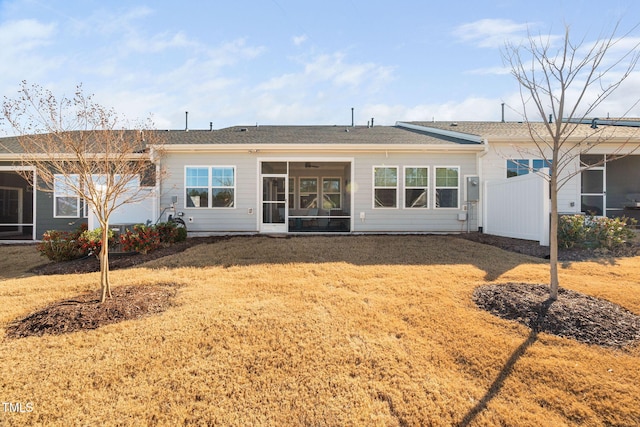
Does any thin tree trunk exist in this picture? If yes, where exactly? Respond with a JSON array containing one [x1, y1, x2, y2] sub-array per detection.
[[99, 225, 111, 303], [549, 172, 559, 300]]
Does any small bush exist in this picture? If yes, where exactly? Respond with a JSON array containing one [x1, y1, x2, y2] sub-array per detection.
[[155, 221, 187, 244], [37, 224, 88, 261], [119, 224, 162, 254], [38, 221, 187, 262], [591, 216, 637, 249], [78, 228, 115, 257], [558, 214, 637, 250], [558, 215, 587, 249]]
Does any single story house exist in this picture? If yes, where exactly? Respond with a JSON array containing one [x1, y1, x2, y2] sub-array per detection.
[[1, 120, 638, 242]]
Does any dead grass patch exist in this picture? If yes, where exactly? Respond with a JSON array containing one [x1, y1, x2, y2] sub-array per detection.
[[1, 235, 639, 426]]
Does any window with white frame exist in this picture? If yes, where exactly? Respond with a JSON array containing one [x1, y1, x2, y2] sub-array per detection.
[[435, 167, 459, 208], [322, 177, 341, 210], [54, 174, 80, 217], [299, 177, 318, 209], [373, 166, 398, 208], [404, 167, 428, 208], [185, 166, 235, 208], [211, 167, 235, 207]]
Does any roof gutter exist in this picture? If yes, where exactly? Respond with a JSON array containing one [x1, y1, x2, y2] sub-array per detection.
[[155, 143, 485, 153]]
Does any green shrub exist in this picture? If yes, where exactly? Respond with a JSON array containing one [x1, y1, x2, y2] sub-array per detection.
[[558, 214, 636, 250], [78, 227, 115, 256], [154, 221, 187, 244], [558, 215, 587, 249], [36, 224, 89, 261], [590, 216, 637, 249]]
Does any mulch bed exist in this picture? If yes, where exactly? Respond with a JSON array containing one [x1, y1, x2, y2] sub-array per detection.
[[5, 284, 179, 338], [473, 283, 640, 348]]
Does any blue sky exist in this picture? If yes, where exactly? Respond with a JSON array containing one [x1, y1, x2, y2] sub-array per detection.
[[1, 0, 640, 131]]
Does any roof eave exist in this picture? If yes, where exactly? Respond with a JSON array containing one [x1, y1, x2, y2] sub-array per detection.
[[157, 143, 485, 152]]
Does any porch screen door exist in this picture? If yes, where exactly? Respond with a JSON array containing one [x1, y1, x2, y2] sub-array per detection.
[[580, 155, 606, 216], [261, 175, 287, 232]]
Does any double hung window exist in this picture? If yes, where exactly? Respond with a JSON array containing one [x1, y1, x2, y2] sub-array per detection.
[[299, 178, 318, 209], [373, 167, 398, 208], [322, 177, 341, 210], [435, 167, 459, 208], [404, 167, 428, 208], [54, 174, 80, 217]]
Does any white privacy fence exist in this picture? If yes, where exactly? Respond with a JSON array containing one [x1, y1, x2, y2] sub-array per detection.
[[483, 169, 550, 246]]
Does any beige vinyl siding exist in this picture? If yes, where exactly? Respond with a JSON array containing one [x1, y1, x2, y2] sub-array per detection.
[[160, 152, 259, 232], [160, 149, 480, 234], [351, 152, 478, 233]]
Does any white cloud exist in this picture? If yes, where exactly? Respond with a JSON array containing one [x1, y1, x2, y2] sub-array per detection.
[[465, 66, 512, 76], [292, 34, 307, 46], [453, 19, 532, 48], [257, 52, 393, 94], [126, 31, 196, 54], [0, 19, 56, 51], [0, 19, 61, 91]]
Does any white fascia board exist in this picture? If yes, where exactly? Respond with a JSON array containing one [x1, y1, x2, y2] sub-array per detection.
[[159, 143, 484, 153]]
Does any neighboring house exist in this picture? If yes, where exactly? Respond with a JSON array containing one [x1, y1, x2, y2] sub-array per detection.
[[1, 120, 638, 242], [0, 134, 157, 241]]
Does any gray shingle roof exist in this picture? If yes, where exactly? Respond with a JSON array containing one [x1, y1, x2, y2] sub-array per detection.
[[0, 131, 149, 155], [0, 136, 21, 154], [161, 125, 482, 146], [407, 121, 640, 140]]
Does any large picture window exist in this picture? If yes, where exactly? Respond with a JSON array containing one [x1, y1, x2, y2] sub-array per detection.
[[404, 167, 428, 208], [373, 166, 398, 208], [54, 174, 80, 217], [185, 166, 235, 208], [435, 167, 459, 208]]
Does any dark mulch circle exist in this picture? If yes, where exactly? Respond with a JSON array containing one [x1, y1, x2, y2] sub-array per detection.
[[473, 283, 640, 348], [5, 283, 179, 338]]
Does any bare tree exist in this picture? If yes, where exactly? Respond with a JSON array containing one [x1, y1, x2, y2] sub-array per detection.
[[502, 23, 640, 299], [2, 82, 164, 303]]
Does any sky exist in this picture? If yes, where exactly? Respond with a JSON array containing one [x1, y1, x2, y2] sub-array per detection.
[[1, 0, 640, 132]]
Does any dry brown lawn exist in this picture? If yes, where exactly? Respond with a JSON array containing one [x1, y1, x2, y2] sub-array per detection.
[[1, 235, 640, 426]]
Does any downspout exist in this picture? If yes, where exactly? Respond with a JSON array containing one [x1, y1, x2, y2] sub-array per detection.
[[150, 145, 162, 225], [476, 138, 490, 233]]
